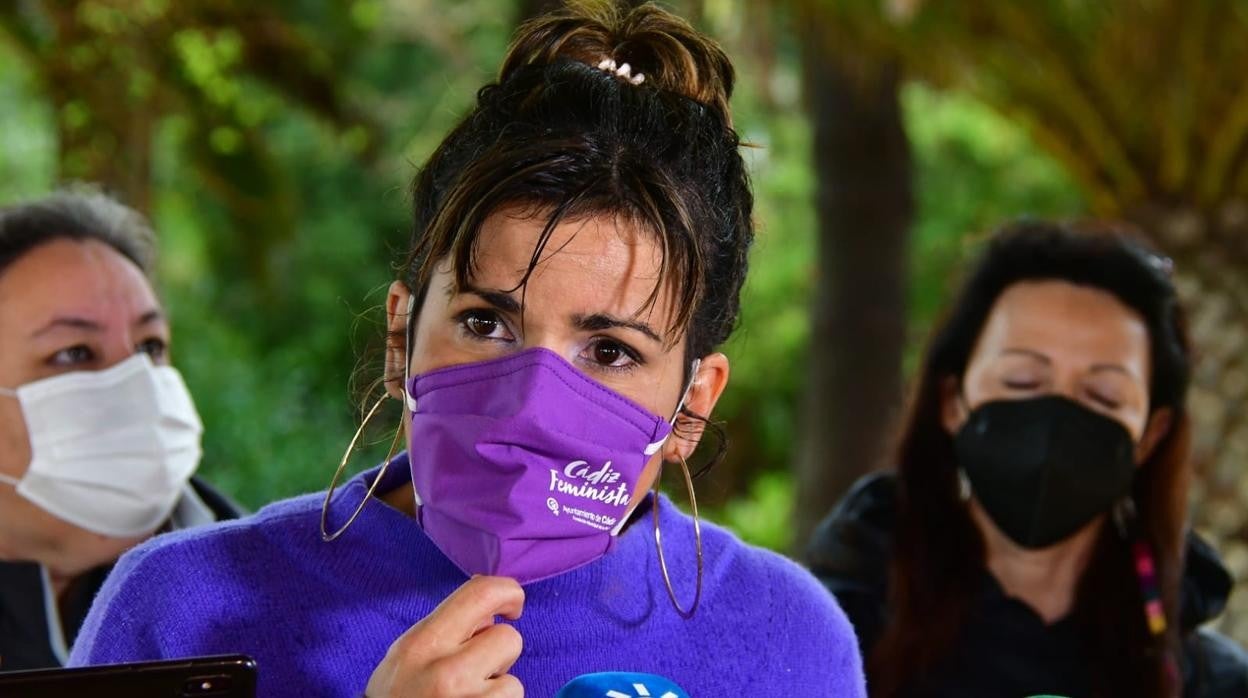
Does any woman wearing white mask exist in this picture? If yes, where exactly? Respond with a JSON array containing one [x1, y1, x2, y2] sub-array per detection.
[[0, 189, 240, 671]]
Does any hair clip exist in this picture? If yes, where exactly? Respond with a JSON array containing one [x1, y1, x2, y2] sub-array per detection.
[[1148, 253, 1175, 277], [596, 57, 645, 85]]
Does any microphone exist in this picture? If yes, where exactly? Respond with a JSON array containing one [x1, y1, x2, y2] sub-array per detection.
[[554, 672, 690, 698]]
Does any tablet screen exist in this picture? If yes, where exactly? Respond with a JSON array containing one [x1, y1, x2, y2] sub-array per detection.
[[0, 654, 256, 697]]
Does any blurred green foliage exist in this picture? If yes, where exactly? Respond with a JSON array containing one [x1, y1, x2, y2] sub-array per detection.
[[0, 2, 1081, 551], [902, 84, 1085, 354], [0, 43, 55, 198]]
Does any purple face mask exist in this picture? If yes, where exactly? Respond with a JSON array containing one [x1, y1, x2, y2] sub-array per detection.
[[406, 347, 687, 584]]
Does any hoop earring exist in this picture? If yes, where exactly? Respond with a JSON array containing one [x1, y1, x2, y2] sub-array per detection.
[[957, 468, 972, 502], [652, 453, 703, 618], [320, 393, 405, 542], [1113, 496, 1138, 539]]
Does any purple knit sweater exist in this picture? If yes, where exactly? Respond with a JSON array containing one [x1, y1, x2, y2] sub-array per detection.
[[69, 457, 865, 696]]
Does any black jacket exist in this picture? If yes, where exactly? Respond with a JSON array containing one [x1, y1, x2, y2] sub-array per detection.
[[807, 472, 1248, 697], [0, 476, 242, 672]]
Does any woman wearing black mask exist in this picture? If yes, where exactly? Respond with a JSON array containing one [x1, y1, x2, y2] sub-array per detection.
[[807, 220, 1248, 696]]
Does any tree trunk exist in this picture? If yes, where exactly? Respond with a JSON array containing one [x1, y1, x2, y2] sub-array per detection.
[[1184, 258, 1248, 643], [1134, 207, 1248, 644], [742, 0, 779, 111], [792, 38, 915, 551], [43, 1, 156, 212]]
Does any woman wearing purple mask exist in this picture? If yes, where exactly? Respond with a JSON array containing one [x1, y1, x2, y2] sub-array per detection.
[[0, 189, 240, 672], [69, 3, 865, 696]]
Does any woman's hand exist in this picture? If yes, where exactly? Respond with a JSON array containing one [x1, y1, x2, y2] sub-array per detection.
[[365, 575, 525, 697]]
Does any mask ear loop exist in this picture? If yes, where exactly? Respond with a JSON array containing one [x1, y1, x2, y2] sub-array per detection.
[[319, 294, 415, 541], [652, 358, 704, 618], [954, 386, 974, 502], [403, 294, 418, 414]]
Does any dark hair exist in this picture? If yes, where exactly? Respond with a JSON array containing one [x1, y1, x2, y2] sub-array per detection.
[[399, 1, 752, 362], [872, 219, 1191, 697], [0, 187, 156, 279]]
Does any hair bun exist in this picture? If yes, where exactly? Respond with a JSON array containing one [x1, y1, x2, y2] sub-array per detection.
[[501, 2, 735, 123]]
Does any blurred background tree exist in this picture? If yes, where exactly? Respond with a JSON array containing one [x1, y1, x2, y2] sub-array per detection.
[[789, 0, 913, 549], [10, 0, 1243, 640]]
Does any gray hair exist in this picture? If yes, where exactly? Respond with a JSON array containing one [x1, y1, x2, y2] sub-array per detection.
[[0, 186, 156, 279]]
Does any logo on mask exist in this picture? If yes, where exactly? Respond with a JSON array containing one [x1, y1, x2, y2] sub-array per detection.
[[549, 460, 632, 507], [546, 460, 633, 530]]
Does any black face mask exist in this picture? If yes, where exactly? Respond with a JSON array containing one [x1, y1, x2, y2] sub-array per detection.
[[954, 395, 1137, 550]]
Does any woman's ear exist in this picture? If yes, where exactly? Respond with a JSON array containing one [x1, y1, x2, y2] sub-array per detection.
[[662, 352, 729, 462], [940, 375, 967, 437], [384, 281, 413, 402], [1135, 407, 1174, 465]]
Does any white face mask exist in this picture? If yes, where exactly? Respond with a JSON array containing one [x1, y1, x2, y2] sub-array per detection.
[[0, 354, 203, 537]]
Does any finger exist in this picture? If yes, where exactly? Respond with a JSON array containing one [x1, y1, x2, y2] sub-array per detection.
[[479, 673, 524, 698], [405, 576, 525, 654], [443, 576, 525, 628], [478, 577, 525, 622], [447, 622, 523, 681], [419, 626, 521, 698]]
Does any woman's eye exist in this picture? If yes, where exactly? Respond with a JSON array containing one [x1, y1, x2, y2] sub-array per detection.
[[49, 345, 95, 367], [1002, 379, 1040, 390], [585, 338, 640, 370], [458, 310, 512, 341], [1088, 391, 1122, 410], [137, 338, 168, 360]]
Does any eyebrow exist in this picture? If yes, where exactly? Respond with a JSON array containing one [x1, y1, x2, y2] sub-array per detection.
[[1001, 348, 1135, 378], [573, 312, 663, 344], [31, 317, 101, 338], [461, 285, 521, 314], [999, 348, 1052, 363], [30, 309, 165, 339], [459, 284, 663, 344], [137, 309, 164, 326]]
